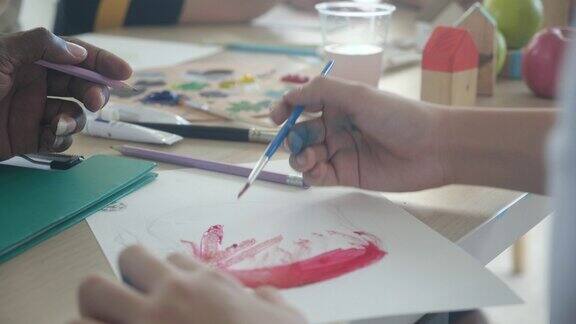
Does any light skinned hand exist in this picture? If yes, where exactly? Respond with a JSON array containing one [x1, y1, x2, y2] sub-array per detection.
[[72, 245, 307, 324], [270, 77, 450, 192], [0, 28, 132, 161]]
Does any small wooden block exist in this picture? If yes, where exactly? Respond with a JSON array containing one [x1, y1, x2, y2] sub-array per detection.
[[421, 26, 479, 106], [422, 68, 478, 106], [455, 3, 497, 96]]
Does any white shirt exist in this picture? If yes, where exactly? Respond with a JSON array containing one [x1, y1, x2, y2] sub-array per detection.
[[548, 36, 576, 323]]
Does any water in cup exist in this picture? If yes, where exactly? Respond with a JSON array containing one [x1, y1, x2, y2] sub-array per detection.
[[316, 2, 395, 87], [324, 43, 384, 86]]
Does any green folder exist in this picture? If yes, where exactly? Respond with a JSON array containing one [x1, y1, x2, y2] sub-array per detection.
[[0, 154, 157, 263]]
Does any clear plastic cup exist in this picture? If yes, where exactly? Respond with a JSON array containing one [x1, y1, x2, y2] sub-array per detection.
[[316, 1, 396, 87]]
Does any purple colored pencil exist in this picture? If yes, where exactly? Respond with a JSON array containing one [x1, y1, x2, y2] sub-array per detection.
[[35, 60, 134, 91], [114, 145, 307, 188]]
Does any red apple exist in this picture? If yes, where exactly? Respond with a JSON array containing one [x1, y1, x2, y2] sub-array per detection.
[[522, 27, 576, 98]]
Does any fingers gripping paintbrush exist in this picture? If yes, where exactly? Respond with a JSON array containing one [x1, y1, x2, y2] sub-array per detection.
[[237, 60, 335, 198]]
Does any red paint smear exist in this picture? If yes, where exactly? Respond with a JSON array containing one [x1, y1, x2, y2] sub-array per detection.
[[219, 235, 283, 268], [199, 225, 223, 261], [181, 226, 386, 289], [228, 241, 385, 289]]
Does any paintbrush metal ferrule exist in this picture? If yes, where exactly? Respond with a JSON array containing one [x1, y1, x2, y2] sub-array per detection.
[[247, 155, 270, 186], [286, 174, 306, 187], [237, 155, 269, 199]]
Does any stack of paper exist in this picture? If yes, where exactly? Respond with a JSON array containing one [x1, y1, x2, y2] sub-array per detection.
[[0, 155, 156, 263]]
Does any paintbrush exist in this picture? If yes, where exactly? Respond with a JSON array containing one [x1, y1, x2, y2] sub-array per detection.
[[237, 60, 334, 199]]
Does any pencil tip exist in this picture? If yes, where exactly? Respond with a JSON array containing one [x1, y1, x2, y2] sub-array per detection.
[[237, 183, 249, 199], [110, 145, 121, 152]]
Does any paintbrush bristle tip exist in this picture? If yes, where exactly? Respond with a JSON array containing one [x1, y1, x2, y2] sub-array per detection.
[[237, 183, 250, 199]]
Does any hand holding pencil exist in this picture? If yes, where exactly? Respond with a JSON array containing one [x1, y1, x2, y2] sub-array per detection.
[[0, 28, 132, 161]]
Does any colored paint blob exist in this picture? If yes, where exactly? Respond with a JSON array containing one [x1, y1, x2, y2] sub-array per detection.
[[181, 225, 386, 289], [265, 89, 286, 99], [219, 80, 237, 89], [175, 82, 208, 91], [227, 100, 271, 115], [200, 90, 229, 98], [238, 73, 256, 84], [203, 69, 234, 79], [134, 80, 166, 87], [281, 74, 310, 84], [187, 69, 234, 82], [141, 90, 181, 106]]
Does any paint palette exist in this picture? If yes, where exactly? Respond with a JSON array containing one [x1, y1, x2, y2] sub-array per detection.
[[111, 52, 319, 127]]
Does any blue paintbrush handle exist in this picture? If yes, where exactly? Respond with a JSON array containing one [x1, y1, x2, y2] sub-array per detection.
[[261, 60, 334, 160], [264, 105, 304, 157]]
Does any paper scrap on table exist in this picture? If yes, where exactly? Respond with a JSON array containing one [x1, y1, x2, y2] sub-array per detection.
[[77, 34, 222, 70], [87, 163, 519, 323], [0, 156, 51, 170]]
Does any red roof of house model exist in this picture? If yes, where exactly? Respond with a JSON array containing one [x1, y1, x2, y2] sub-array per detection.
[[422, 26, 479, 73]]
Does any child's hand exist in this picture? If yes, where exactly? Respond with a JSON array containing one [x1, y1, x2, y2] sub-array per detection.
[[72, 245, 307, 324], [271, 77, 451, 192]]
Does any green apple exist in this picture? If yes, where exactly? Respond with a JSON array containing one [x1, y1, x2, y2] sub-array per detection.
[[484, 0, 543, 49], [496, 30, 507, 74]]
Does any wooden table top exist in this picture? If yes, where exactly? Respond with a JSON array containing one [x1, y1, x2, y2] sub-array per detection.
[[0, 7, 555, 324]]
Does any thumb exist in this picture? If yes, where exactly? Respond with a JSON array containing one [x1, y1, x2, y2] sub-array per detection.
[[4, 28, 87, 66]]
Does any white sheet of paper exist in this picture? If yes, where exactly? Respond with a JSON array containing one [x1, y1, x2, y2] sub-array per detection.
[[254, 4, 321, 29], [77, 34, 222, 70], [87, 164, 519, 323]]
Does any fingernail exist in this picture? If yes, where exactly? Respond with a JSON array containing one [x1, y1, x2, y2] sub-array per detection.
[[99, 88, 109, 109], [53, 136, 64, 149], [66, 42, 87, 59], [92, 87, 110, 110], [296, 153, 306, 166], [288, 131, 303, 154], [121, 273, 136, 290], [282, 139, 291, 153], [56, 116, 77, 136]]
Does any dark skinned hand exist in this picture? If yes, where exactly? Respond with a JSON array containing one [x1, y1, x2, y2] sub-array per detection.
[[0, 28, 132, 161]]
